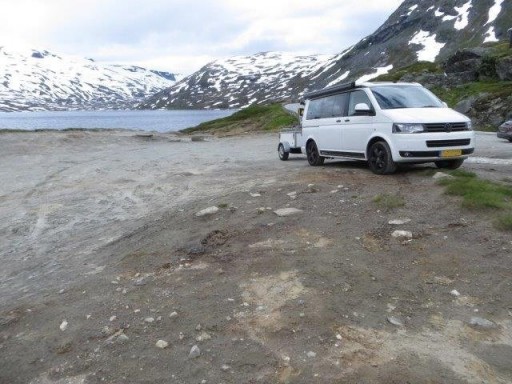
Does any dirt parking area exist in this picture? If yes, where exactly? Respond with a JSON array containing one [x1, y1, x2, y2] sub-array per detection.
[[0, 131, 511, 384]]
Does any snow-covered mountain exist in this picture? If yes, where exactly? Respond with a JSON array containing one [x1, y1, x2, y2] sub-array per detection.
[[138, 52, 333, 110], [0, 46, 177, 112], [140, 0, 511, 110]]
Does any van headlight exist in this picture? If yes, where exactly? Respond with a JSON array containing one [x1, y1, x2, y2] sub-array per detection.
[[467, 121, 473, 130], [392, 123, 425, 133]]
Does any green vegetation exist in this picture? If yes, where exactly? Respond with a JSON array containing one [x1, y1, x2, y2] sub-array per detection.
[[372, 193, 405, 211], [374, 62, 442, 82], [437, 171, 512, 230], [181, 104, 298, 134], [430, 81, 512, 108]]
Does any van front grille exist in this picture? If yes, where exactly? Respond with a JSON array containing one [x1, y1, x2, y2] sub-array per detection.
[[426, 139, 471, 148], [424, 122, 469, 132]]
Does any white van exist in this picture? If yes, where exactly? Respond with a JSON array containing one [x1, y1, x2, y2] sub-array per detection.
[[300, 82, 475, 174]]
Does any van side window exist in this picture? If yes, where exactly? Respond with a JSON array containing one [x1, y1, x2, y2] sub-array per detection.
[[348, 90, 373, 116], [306, 93, 348, 120], [306, 99, 321, 119]]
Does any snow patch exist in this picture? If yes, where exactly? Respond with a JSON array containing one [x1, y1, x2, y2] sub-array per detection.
[[454, 1, 472, 30], [485, 0, 504, 25], [326, 71, 350, 87], [409, 30, 446, 62], [356, 65, 393, 84], [484, 26, 499, 43]]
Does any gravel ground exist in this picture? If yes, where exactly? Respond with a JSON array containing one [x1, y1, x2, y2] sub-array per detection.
[[0, 130, 511, 384]]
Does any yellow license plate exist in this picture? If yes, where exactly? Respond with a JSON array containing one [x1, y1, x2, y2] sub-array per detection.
[[441, 149, 462, 158]]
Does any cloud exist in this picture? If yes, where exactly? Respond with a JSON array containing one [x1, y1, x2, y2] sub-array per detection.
[[0, 0, 404, 74]]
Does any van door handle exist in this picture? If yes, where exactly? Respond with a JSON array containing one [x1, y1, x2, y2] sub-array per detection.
[[344, 119, 350, 122], [336, 120, 341, 123]]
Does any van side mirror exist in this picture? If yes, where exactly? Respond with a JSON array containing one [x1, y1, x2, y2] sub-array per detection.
[[298, 107, 304, 117], [354, 103, 374, 116]]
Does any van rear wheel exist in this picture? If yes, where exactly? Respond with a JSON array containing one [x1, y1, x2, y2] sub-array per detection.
[[368, 141, 397, 175], [306, 141, 324, 166], [435, 159, 464, 169]]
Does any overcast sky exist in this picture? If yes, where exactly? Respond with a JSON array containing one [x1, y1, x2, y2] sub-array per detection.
[[0, 0, 404, 75]]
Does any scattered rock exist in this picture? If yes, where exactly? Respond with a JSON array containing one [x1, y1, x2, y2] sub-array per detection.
[[250, 193, 261, 197], [169, 311, 178, 319], [387, 316, 404, 327], [155, 340, 169, 349], [433, 172, 454, 180], [306, 351, 317, 358], [221, 364, 231, 371], [450, 289, 461, 297], [60, 320, 68, 331], [388, 218, 411, 225], [191, 136, 206, 142], [196, 331, 211, 342], [391, 230, 413, 239], [274, 208, 303, 217], [116, 334, 130, 343], [145, 317, 155, 323], [109, 316, 117, 322], [133, 277, 147, 286], [195, 206, 219, 217], [189, 345, 201, 358], [469, 317, 496, 329]]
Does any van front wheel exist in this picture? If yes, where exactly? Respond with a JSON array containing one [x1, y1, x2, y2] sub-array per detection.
[[368, 141, 397, 175], [306, 141, 324, 166]]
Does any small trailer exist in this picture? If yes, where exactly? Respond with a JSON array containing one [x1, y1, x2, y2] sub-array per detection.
[[278, 127, 305, 160]]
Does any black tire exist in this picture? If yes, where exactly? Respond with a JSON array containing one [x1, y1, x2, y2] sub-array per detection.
[[508, 138, 512, 143], [306, 141, 324, 166], [278, 144, 289, 161], [368, 141, 397, 175], [435, 159, 464, 169]]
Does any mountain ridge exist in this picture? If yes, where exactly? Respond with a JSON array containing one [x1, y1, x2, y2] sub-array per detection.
[[139, 0, 512, 111], [0, 46, 178, 112]]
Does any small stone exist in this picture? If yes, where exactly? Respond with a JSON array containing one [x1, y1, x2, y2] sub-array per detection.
[[145, 317, 155, 323], [117, 334, 130, 343], [195, 324, 202, 331], [109, 316, 117, 322], [221, 364, 231, 371], [195, 206, 219, 217], [387, 316, 403, 327], [433, 172, 454, 180], [450, 289, 461, 297], [336, 334, 342, 340], [133, 277, 146, 286], [196, 331, 211, 342], [306, 351, 316, 358], [391, 230, 413, 239], [155, 340, 169, 349], [60, 320, 68, 331], [287, 191, 297, 197], [250, 193, 261, 197], [388, 218, 411, 225], [169, 311, 178, 319], [274, 208, 303, 217], [189, 345, 201, 358], [469, 317, 496, 329]]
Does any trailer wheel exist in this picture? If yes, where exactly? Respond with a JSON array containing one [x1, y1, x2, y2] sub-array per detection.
[[278, 144, 289, 161]]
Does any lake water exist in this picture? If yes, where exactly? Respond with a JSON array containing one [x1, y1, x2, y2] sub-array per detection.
[[0, 110, 237, 132]]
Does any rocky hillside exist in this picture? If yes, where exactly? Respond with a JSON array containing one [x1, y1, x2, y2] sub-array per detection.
[[0, 46, 178, 112], [140, 0, 512, 110]]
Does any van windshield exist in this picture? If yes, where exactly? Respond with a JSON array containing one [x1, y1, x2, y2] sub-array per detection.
[[371, 85, 444, 110]]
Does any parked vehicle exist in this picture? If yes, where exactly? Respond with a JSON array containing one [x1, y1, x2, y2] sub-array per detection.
[[299, 81, 475, 174], [497, 120, 512, 142]]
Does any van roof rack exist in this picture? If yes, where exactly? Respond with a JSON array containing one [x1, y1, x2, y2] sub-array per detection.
[[303, 81, 357, 100]]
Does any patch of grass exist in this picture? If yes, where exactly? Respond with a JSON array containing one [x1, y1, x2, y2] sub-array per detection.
[[496, 214, 512, 230], [438, 172, 512, 231], [181, 104, 298, 134], [217, 203, 229, 209], [430, 81, 512, 108], [372, 194, 405, 210]]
